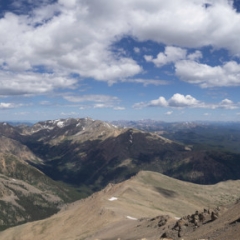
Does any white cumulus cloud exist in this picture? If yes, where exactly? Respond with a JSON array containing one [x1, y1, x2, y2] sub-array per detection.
[[133, 93, 239, 109], [145, 46, 187, 67], [0, 71, 77, 95], [168, 93, 200, 107], [175, 60, 240, 87], [1, 0, 240, 97], [218, 99, 238, 109], [165, 111, 173, 115], [0, 102, 19, 109], [129, 0, 240, 53]]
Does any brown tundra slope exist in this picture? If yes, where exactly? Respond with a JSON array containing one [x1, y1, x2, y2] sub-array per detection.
[[0, 171, 239, 240]]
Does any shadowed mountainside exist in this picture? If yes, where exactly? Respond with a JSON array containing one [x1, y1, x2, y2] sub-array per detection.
[[1, 118, 240, 193]]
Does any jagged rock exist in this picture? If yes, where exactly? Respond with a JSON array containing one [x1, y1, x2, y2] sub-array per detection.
[[211, 211, 218, 221], [160, 231, 175, 239], [173, 218, 188, 231], [158, 215, 169, 227], [199, 212, 205, 223], [163, 207, 226, 239]]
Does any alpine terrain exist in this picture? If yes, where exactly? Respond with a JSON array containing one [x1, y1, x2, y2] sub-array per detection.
[[0, 118, 240, 239], [0, 171, 239, 240]]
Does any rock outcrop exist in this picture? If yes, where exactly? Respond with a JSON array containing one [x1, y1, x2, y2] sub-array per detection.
[[160, 207, 224, 239]]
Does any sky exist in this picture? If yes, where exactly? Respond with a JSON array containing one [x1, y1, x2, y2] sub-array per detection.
[[1, 0, 240, 122]]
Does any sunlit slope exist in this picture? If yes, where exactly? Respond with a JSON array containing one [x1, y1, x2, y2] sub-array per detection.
[[0, 171, 239, 240]]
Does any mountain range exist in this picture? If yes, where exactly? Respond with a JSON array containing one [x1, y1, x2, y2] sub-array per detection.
[[0, 117, 240, 237], [3, 118, 240, 186], [111, 120, 240, 153]]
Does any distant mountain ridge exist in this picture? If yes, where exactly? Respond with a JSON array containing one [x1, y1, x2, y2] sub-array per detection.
[[17, 118, 188, 188], [1, 118, 240, 189], [111, 119, 240, 153]]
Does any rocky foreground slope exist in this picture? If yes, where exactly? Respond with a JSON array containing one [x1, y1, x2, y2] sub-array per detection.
[[0, 171, 239, 240]]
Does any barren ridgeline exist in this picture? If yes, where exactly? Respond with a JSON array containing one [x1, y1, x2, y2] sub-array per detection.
[[0, 171, 239, 240]]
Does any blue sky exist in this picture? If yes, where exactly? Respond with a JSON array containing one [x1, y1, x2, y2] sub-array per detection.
[[1, 0, 240, 122]]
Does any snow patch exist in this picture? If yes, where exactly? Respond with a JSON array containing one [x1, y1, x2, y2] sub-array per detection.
[[108, 197, 118, 201], [126, 216, 138, 220], [76, 123, 81, 127], [57, 121, 65, 128], [74, 127, 86, 136], [104, 123, 112, 128], [129, 133, 133, 143], [44, 124, 53, 129], [53, 119, 60, 124], [31, 125, 54, 133]]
